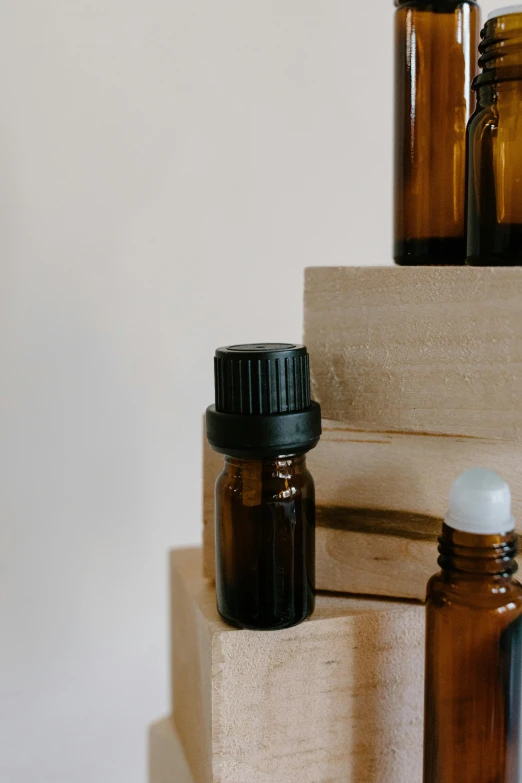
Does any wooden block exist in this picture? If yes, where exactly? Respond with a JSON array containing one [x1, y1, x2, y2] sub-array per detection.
[[203, 420, 522, 600], [149, 717, 194, 783], [171, 547, 424, 783], [304, 267, 522, 441], [202, 421, 223, 580]]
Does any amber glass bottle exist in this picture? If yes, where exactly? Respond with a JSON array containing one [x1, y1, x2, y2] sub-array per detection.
[[206, 343, 321, 630], [214, 454, 315, 630], [466, 9, 522, 265], [424, 468, 522, 783], [394, 0, 480, 265]]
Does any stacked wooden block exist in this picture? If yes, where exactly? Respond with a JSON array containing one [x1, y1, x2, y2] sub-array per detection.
[[150, 267, 522, 783]]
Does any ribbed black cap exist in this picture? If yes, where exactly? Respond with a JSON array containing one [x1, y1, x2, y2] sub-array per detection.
[[206, 343, 321, 458], [214, 343, 311, 415]]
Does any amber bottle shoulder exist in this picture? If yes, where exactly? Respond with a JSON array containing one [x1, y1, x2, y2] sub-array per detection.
[[427, 570, 522, 611]]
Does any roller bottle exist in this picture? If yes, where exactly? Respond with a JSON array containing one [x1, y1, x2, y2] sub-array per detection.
[[423, 468, 522, 782]]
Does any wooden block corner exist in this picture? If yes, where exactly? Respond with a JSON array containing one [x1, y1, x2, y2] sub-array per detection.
[[171, 547, 424, 783], [304, 266, 522, 441]]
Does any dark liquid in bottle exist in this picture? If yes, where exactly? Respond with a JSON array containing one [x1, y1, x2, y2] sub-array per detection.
[[501, 614, 522, 780], [395, 236, 466, 266], [467, 223, 522, 266], [215, 456, 315, 630]]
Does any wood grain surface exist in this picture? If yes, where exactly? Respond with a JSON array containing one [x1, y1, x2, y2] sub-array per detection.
[[171, 548, 424, 783], [304, 266, 522, 441], [203, 420, 522, 600]]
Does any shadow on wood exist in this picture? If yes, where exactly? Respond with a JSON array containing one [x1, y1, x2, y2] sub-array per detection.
[[203, 418, 522, 600]]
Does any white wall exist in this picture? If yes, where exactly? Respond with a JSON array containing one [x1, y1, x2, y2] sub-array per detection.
[[1, 1, 497, 781]]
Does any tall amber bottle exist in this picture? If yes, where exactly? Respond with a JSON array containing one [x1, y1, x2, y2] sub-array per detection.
[[394, 0, 480, 265], [424, 468, 522, 783], [466, 9, 522, 265], [206, 343, 321, 630]]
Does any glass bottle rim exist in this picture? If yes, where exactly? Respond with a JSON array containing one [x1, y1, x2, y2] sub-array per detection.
[[488, 4, 522, 20]]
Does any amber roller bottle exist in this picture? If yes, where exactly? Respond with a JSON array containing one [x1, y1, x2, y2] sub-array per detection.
[[424, 468, 522, 783], [394, 0, 480, 265], [206, 343, 321, 631]]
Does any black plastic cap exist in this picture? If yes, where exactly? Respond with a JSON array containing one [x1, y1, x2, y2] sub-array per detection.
[[206, 343, 321, 458]]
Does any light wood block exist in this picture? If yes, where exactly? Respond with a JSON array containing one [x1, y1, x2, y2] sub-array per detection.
[[203, 420, 522, 600], [304, 266, 522, 441], [149, 718, 194, 783], [171, 547, 424, 783]]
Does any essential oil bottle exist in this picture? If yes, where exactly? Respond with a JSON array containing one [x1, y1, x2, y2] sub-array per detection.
[[394, 0, 480, 265], [423, 468, 522, 782], [206, 343, 321, 631], [466, 8, 522, 265]]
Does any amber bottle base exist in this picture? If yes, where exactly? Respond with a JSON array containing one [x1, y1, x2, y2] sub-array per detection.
[[217, 604, 314, 631], [466, 224, 522, 266], [394, 237, 466, 266], [217, 582, 315, 631]]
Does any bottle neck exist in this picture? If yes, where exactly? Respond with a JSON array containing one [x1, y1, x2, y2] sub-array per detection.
[[476, 82, 496, 108], [475, 12, 522, 88], [223, 453, 307, 478], [395, 0, 477, 8], [438, 523, 518, 577]]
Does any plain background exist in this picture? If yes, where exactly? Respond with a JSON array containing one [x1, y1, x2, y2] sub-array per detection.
[[1, 1, 499, 781]]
